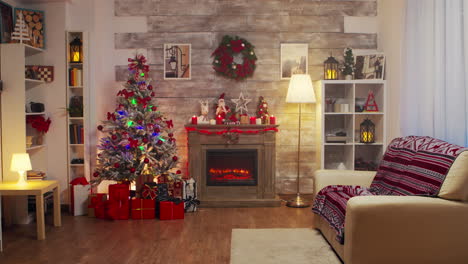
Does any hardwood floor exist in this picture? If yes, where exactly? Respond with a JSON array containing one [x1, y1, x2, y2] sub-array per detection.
[[0, 199, 315, 264]]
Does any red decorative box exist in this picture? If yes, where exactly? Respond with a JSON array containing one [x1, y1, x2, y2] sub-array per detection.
[[157, 201, 184, 220], [172, 181, 183, 199], [130, 198, 155, 219], [108, 184, 130, 202]]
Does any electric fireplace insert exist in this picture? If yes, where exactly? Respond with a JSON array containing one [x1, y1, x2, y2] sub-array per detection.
[[206, 149, 257, 186]]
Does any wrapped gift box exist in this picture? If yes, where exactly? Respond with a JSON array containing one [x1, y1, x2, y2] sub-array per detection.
[[107, 184, 130, 220], [88, 193, 107, 217], [130, 198, 155, 219], [156, 183, 169, 201], [156, 201, 184, 220], [108, 183, 130, 202], [141, 182, 158, 200], [172, 180, 183, 199], [71, 184, 91, 216]]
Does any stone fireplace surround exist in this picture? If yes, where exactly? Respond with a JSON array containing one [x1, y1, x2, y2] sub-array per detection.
[[186, 124, 280, 207]]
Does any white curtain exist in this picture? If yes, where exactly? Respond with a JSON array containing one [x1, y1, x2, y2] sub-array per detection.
[[402, 0, 468, 147]]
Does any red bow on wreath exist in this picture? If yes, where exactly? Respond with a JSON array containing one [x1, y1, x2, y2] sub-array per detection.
[[107, 112, 116, 121], [230, 39, 245, 53], [166, 120, 174, 128]]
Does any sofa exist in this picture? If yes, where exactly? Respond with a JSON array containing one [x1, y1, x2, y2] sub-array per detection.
[[312, 136, 468, 264]]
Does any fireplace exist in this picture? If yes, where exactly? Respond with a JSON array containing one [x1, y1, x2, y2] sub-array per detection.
[[206, 149, 257, 186], [186, 124, 280, 207]]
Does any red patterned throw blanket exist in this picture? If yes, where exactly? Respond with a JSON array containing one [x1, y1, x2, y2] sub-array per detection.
[[313, 136, 467, 244]]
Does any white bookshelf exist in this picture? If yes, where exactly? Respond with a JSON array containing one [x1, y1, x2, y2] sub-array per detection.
[[66, 31, 90, 206], [319, 80, 387, 171]]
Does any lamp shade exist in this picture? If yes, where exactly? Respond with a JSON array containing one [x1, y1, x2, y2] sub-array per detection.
[[10, 153, 32, 172], [286, 74, 316, 103]]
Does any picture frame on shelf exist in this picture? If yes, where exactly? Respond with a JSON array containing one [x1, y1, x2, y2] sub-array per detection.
[[354, 52, 385, 80], [280, 43, 308, 80], [0, 1, 13, 43], [12, 8, 45, 49], [164, 43, 191, 80]]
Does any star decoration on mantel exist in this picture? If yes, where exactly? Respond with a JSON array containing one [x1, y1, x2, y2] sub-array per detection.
[[231, 92, 251, 115]]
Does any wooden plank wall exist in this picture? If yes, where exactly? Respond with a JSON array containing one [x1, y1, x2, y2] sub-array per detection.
[[113, 0, 377, 194]]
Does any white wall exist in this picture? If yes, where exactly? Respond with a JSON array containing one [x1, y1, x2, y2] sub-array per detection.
[[378, 0, 406, 142]]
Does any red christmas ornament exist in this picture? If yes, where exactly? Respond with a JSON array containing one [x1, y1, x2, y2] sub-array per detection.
[[130, 168, 136, 173], [176, 170, 182, 174], [157, 140, 163, 145], [150, 92, 155, 97], [114, 163, 120, 168], [144, 158, 149, 163], [97, 125, 103, 131], [142, 138, 148, 143], [172, 156, 178, 161], [169, 138, 176, 143], [112, 135, 117, 140], [168, 133, 174, 138], [148, 85, 153, 90], [155, 128, 161, 133], [93, 172, 99, 177]]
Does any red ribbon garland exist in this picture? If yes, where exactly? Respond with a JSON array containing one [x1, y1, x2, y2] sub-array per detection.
[[185, 127, 278, 135]]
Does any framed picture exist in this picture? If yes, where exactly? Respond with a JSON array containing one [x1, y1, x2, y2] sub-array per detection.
[[354, 53, 385, 80], [0, 1, 13, 43], [12, 8, 45, 49], [164, 44, 191, 80], [280, 43, 308, 80]]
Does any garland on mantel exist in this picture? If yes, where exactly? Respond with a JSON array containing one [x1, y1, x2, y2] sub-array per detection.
[[185, 127, 278, 135]]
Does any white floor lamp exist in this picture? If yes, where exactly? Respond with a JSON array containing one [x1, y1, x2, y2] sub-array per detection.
[[285, 74, 316, 208]]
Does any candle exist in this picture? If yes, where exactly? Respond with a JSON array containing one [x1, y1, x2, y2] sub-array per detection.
[[250, 116, 256, 124], [216, 115, 223, 125], [270, 115, 276, 125], [191, 116, 198, 125], [256, 118, 262, 125], [209, 119, 216, 125]]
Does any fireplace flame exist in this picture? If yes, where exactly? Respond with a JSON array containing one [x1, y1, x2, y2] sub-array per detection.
[[209, 168, 253, 181]]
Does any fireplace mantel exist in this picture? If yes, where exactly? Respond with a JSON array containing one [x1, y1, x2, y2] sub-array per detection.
[[185, 124, 280, 207]]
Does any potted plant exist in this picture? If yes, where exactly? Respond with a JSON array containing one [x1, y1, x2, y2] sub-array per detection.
[[342, 48, 354, 80], [26, 115, 51, 145], [68, 96, 83, 117]]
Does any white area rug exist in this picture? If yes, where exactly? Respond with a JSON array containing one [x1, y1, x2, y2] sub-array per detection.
[[230, 228, 342, 264]]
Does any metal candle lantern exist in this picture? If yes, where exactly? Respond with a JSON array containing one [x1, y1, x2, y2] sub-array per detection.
[[360, 118, 375, 143], [69, 37, 83, 63], [324, 55, 339, 80]]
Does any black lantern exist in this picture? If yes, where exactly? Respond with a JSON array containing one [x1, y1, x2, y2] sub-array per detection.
[[324, 55, 339, 80], [360, 118, 375, 143], [69, 37, 83, 63]]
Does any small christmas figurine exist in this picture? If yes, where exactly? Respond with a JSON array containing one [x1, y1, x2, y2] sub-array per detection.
[[256, 96, 269, 124], [215, 93, 230, 119], [198, 99, 209, 123]]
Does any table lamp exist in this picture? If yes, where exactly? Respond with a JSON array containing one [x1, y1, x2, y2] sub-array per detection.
[[10, 153, 32, 184], [285, 74, 316, 208]]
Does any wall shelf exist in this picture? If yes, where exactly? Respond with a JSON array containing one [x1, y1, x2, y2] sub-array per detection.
[[320, 80, 387, 171]]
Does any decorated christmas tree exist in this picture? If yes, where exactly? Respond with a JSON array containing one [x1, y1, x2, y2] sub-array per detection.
[[92, 54, 179, 184], [256, 96, 269, 121]]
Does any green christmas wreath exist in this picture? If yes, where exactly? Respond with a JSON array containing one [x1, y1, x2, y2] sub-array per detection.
[[211, 35, 257, 80]]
